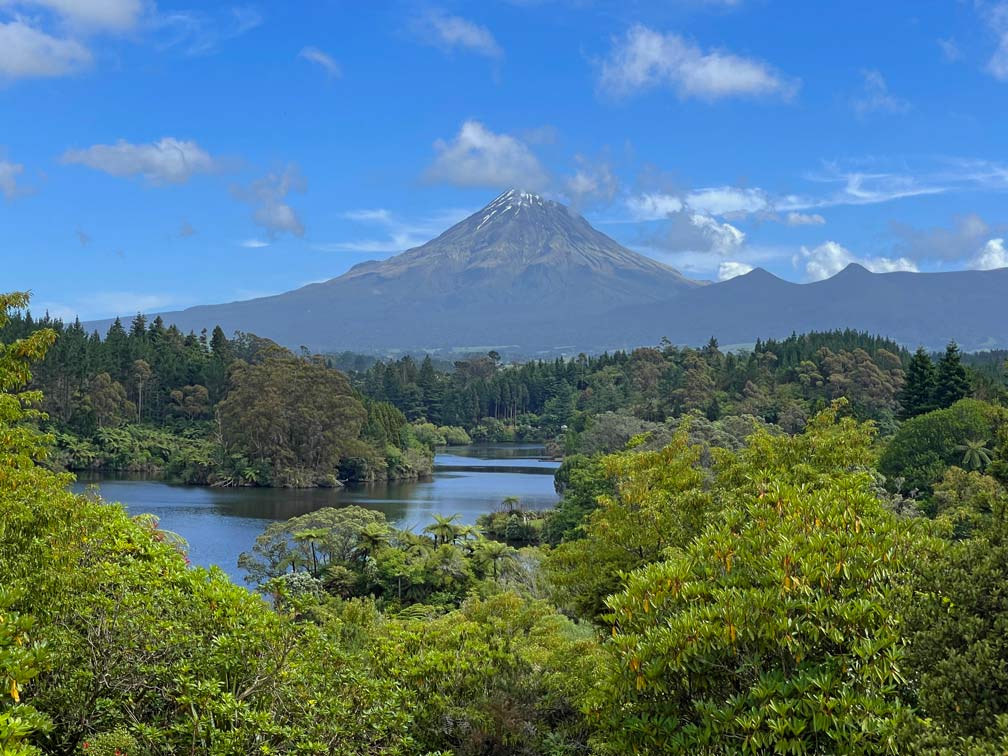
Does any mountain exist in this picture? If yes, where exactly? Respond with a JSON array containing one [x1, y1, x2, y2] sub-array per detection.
[[86, 191, 1008, 354], [605, 263, 1008, 352], [88, 189, 703, 352]]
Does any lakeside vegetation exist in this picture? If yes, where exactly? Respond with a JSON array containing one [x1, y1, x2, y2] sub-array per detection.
[[5, 292, 1008, 753]]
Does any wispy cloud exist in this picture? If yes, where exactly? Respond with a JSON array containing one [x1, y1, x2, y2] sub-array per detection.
[[61, 137, 220, 184], [598, 24, 798, 101], [852, 69, 909, 116], [414, 10, 502, 59], [240, 238, 269, 248], [154, 5, 262, 57], [314, 207, 472, 254], [299, 46, 341, 76], [426, 120, 549, 190], [0, 158, 24, 198]]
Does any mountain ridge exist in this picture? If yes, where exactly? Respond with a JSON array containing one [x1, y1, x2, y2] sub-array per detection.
[[83, 191, 1008, 353]]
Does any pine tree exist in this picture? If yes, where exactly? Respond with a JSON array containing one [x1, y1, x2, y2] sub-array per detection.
[[898, 347, 937, 419], [934, 341, 970, 409]]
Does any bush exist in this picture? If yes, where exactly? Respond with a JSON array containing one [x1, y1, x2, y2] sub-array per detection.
[[880, 399, 1006, 496]]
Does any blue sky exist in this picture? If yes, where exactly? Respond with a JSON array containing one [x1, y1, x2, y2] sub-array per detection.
[[3, 0, 1008, 321]]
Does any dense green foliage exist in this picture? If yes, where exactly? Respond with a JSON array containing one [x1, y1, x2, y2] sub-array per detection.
[[7, 293, 1008, 754], [0, 311, 439, 486]]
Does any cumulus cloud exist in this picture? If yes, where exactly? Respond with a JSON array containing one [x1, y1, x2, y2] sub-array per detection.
[[796, 240, 918, 281], [598, 24, 798, 100], [786, 211, 825, 226], [971, 238, 1008, 269], [0, 159, 24, 199], [892, 213, 997, 261], [565, 156, 619, 207], [852, 69, 909, 116], [299, 46, 340, 76], [0, 19, 92, 79], [426, 120, 549, 190], [718, 261, 754, 280], [415, 10, 502, 59], [239, 166, 306, 237], [648, 209, 746, 257], [61, 137, 219, 184], [1, 0, 145, 32]]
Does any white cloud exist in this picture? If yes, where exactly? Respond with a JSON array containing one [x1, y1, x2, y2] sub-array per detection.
[[341, 208, 393, 223], [786, 211, 825, 226], [0, 159, 24, 199], [985, 1, 1008, 79], [685, 186, 769, 215], [971, 237, 1008, 269], [299, 46, 341, 77], [627, 187, 770, 219], [627, 192, 684, 220], [416, 10, 502, 59], [61, 137, 219, 184], [0, 0, 144, 32], [240, 238, 269, 248], [796, 240, 918, 281], [426, 120, 549, 190], [0, 19, 91, 79], [598, 24, 798, 101], [718, 261, 754, 280], [317, 206, 472, 254], [645, 209, 745, 258], [234, 165, 306, 238], [565, 156, 618, 206], [852, 69, 909, 116]]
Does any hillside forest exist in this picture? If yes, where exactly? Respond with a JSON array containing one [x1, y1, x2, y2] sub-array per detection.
[[4, 292, 1008, 754]]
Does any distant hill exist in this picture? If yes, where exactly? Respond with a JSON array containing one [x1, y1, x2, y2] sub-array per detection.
[[607, 264, 1008, 352], [86, 190, 1008, 353]]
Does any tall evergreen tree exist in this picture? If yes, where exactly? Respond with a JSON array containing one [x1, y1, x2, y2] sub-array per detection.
[[899, 347, 937, 419], [934, 341, 970, 409]]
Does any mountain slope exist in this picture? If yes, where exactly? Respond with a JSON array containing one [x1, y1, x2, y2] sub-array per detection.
[[606, 264, 1008, 351], [89, 189, 702, 351], [85, 191, 1008, 353]]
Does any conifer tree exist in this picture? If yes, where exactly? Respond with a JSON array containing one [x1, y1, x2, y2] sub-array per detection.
[[899, 347, 937, 419], [934, 341, 970, 409]]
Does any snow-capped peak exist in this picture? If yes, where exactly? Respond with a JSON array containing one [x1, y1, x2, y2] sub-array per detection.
[[475, 188, 549, 230]]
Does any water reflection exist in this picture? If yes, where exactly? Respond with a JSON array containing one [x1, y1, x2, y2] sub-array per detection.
[[71, 444, 560, 583]]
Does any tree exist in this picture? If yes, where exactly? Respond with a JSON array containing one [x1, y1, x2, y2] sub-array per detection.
[[85, 373, 134, 429], [935, 342, 970, 409], [424, 513, 461, 546], [589, 405, 934, 754], [131, 359, 152, 422], [899, 347, 937, 419], [880, 399, 1005, 495], [956, 439, 995, 471], [217, 357, 367, 486]]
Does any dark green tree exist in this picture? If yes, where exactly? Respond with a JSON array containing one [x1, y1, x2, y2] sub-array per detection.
[[935, 341, 970, 409], [899, 347, 937, 419]]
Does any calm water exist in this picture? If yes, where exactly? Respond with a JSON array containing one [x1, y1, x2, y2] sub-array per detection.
[[71, 444, 560, 583]]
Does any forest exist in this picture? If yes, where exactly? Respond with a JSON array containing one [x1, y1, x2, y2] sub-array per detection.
[[4, 291, 1008, 754]]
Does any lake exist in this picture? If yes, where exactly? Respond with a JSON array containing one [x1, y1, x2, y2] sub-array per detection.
[[71, 444, 560, 584]]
